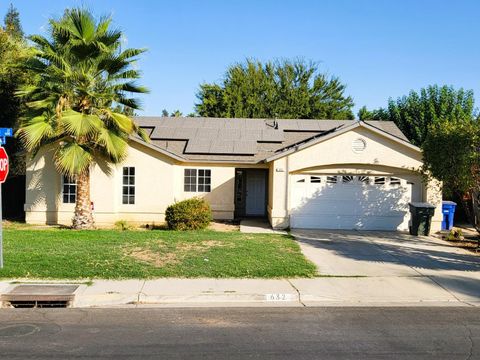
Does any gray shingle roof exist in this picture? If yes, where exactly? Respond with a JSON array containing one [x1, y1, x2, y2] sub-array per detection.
[[133, 117, 410, 163]]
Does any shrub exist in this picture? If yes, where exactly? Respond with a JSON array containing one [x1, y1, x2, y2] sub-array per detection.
[[446, 228, 464, 241], [165, 198, 212, 230], [114, 220, 131, 231]]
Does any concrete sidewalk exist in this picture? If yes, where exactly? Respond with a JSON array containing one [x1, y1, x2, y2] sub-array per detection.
[[1, 276, 478, 308]]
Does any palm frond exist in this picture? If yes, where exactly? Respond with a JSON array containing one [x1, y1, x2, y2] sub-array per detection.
[[96, 127, 129, 162], [61, 109, 104, 137], [105, 110, 135, 133], [115, 81, 149, 94], [95, 15, 112, 37], [135, 126, 151, 143], [96, 29, 122, 48], [118, 48, 147, 61], [28, 35, 55, 51], [54, 141, 93, 177], [115, 96, 142, 110], [107, 69, 141, 81], [16, 113, 57, 151], [26, 96, 59, 110]]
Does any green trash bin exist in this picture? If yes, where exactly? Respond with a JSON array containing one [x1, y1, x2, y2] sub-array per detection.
[[409, 202, 436, 236]]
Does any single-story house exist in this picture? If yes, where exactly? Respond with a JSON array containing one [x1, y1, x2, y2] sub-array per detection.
[[25, 117, 443, 231]]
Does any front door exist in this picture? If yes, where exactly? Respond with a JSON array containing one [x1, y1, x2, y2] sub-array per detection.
[[234, 170, 246, 217], [245, 170, 267, 216]]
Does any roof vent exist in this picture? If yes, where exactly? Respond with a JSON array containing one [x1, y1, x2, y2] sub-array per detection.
[[352, 138, 366, 153]]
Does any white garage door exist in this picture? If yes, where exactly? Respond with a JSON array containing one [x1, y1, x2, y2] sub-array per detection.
[[290, 174, 412, 231]]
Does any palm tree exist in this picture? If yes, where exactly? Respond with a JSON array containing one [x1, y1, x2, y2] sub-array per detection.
[[170, 110, 183, 117], [16, 8, 149, 229]]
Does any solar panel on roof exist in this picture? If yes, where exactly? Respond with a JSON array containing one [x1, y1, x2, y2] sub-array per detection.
[[160, 118, 180, 127], [244, 120, 266, 130], [209, 141, 234, 153], [294, 120, 321, 130], [151, 126, 177, 139], [240, 130, 262, 140], [203, 118, 228, 128], [173, 127, 198, 139], [233, 140, 257, 154], [277, 120, 299, 131], [218, 129, 241, 140], [261, 129, 284, 142], [181, 118, 205, 128], [224, 119, 246, 129], [196, 129, 219, 139], [185, 139, 211, 153]]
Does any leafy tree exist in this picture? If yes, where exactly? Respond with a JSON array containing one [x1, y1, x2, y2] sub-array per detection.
[[422, 120, 480, 231], [170, 110, 183, 117], [359, 85, 476, 146], [3, 4, 23, 38], [357, 106, 388, 121], [16, 8, 148, 229], [196, 59, 354, 119], [161, 109, 169, 117], [0, 6, 32, 175], [196, 84, 225, 117]]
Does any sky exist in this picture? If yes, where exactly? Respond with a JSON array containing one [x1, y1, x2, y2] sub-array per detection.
[[1, 0, 479, 117]]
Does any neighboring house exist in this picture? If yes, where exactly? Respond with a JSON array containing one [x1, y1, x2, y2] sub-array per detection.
[[24, 117, 443, 231]]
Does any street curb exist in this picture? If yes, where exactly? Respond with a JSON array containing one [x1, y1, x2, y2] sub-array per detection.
[[1, 279, 479, 308]]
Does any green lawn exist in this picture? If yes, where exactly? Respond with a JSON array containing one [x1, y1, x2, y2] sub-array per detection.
[[0, 228, 317, 279]]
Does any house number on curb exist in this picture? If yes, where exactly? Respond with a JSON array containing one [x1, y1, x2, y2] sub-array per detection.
[[265, 293, 295, 301]]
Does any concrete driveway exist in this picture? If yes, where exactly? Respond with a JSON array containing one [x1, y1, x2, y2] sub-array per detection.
[[291, 229, 480, 305]]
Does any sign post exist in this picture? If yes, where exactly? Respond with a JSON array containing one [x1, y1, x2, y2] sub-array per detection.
[[0, 128, 13, 269]]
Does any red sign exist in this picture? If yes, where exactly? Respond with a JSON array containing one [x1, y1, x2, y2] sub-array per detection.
[[0, 147, 9, 184]]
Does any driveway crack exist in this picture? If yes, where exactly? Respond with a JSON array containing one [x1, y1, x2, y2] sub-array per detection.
[[287, 280, 306, 307], [136, 280, 146, 308]]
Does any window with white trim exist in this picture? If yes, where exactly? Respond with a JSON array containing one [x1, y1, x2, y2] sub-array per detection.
[[122, 167, 135, 204], [184, 169, 211, 192], [62, 176, 76, 204], [310, 176, 321, 183]]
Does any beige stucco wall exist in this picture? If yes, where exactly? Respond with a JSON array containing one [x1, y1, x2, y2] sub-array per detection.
[[268, 157, 290, 229], [268, 126, 443, 232], [25, 142, 267, 226], [173, 164, 235, 220], [25, 141, 177, 226]]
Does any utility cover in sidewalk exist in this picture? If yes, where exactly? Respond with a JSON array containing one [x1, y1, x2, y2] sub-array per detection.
[[1, 284, 79, 308]]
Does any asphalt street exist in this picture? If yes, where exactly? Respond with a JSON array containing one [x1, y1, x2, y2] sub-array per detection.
[[0, 307, 478, 359]]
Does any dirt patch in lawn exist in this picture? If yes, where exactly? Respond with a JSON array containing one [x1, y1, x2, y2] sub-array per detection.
[[208, 221, 239, 232], [125, 240, 232, 267], [129, 248, 180, 267]]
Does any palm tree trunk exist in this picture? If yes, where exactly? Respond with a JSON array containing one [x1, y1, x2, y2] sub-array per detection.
[[72, 168, 94, 229]]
